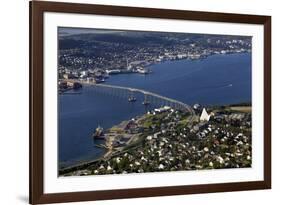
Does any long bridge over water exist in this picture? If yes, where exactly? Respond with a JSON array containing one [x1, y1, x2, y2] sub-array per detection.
[[59, 80, 196, 173], [67, 80, 195, 115]]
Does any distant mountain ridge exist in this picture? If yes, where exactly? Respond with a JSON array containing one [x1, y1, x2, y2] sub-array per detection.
[[59, 30, 251, 50]]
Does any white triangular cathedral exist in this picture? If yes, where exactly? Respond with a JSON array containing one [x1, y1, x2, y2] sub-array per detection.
[[200, 108, 210, 121]]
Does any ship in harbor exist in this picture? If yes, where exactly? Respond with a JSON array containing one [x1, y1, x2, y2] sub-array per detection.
[[92, 125, 105, 140], [137, 67, 150, 74]]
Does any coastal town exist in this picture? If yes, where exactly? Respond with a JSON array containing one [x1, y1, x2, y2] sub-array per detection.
[[58, 29, 252, 176], [58, 31, 251, 92], [60, 103, 252, 176]]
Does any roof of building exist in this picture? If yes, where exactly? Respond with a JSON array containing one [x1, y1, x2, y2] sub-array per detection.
[[200, 108, 210, 121]]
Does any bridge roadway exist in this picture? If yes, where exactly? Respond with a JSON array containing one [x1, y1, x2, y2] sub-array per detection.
[[76, 80, 195, 114]]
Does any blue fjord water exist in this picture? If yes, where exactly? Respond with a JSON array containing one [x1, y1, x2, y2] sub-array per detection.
[[59, 53, 251, 167]]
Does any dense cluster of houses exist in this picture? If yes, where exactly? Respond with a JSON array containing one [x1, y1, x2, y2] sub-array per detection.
[[59, 33, 252, 75], [66, 105, 252, 176]]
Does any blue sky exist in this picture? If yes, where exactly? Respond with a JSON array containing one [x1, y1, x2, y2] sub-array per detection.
[[58, 27, 123, 36]]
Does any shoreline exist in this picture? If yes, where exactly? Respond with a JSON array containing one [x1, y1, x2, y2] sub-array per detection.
[[58, 51, 251, 95], [105, 51, 251, 78], [59, 115, 145, 173], [59, 103, 251, 176]]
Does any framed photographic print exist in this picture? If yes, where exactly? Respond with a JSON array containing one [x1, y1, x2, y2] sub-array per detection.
[[30, 1, 271, 204]]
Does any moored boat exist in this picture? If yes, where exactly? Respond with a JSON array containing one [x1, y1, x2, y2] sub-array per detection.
[[92, 125, 105, 140], [128, 96, 137, 102]]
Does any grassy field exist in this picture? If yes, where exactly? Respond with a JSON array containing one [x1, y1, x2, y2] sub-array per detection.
[[229, 106, 251, 113]]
